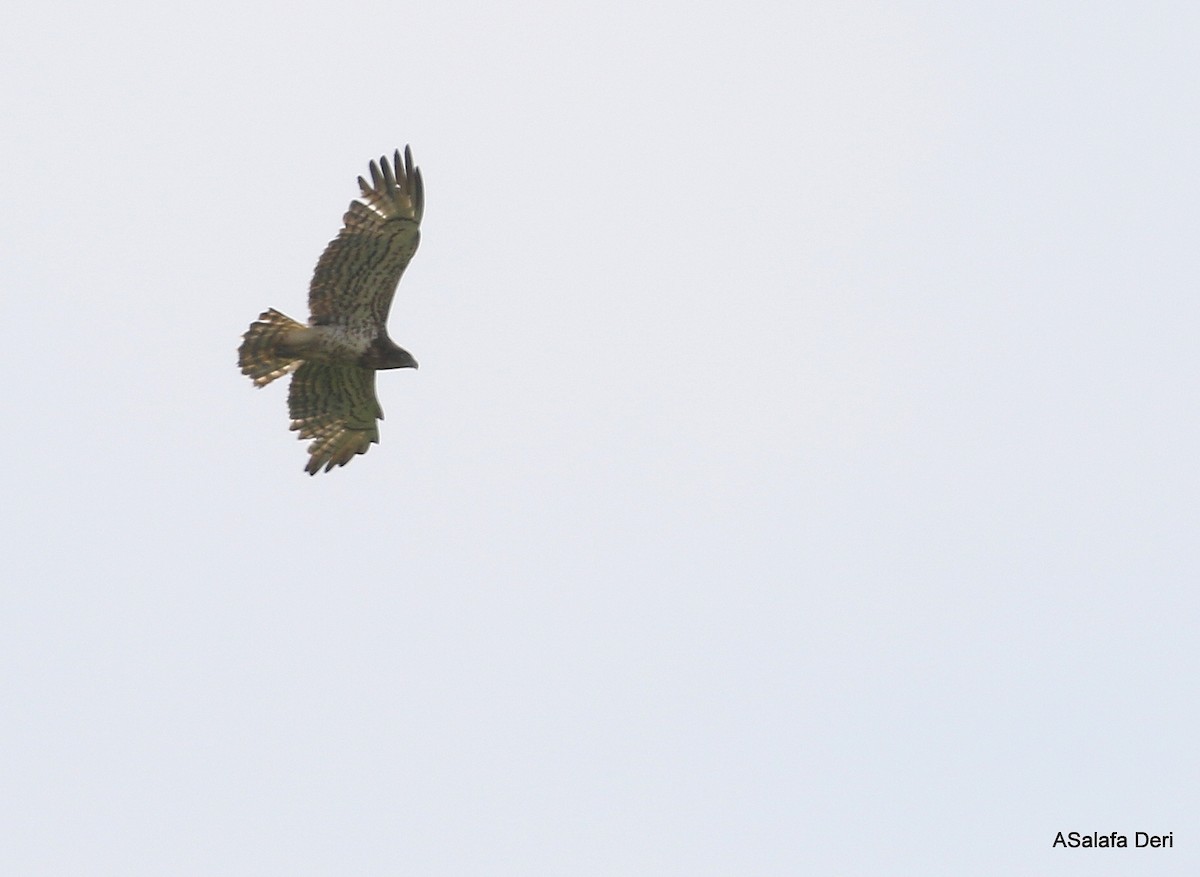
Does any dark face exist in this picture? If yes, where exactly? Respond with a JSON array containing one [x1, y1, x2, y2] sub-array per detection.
[[364, 338, 419, 370], [392, 347, 419, 370]]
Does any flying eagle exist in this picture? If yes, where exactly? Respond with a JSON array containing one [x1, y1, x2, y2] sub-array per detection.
[[238, 147, 423, 474]]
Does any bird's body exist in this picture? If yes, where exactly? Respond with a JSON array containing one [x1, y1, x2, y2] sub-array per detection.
[[238, 147, 423, 474]]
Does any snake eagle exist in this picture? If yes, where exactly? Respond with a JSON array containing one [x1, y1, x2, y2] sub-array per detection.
[[238, 147, 423, 474]]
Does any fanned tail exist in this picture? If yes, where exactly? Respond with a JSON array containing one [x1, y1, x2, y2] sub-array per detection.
[[239, 308, 307, 387]]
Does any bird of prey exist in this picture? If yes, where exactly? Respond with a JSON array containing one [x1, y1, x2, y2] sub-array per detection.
[[238, 147, 423, 474]]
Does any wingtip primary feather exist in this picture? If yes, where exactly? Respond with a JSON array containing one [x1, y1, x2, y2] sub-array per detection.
[[369, 158, 386, 192], [352, 147, 420, 203]]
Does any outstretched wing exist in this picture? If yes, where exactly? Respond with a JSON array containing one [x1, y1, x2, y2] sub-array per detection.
[[308, 146, 424, 330], [287, 362, 384, 475]]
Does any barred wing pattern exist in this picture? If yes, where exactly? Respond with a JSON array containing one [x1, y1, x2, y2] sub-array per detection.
[[239, 147, 423, 475], [308, 146, 424, 331], [287, 363, 383, 475]]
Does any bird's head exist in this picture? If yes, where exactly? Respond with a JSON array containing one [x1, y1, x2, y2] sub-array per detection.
[[394, 347, 419, 370], [367, 337, 419, 370]]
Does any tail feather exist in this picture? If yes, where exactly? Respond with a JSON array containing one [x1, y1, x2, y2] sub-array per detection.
[[239, 308, 307, 387]]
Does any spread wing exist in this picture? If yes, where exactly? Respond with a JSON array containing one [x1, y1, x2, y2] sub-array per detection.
[[288, 362, 384, 475], [308, 146, 424, 330]]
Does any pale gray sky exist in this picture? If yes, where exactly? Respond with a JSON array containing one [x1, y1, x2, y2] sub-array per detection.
[[3, 1, 1197, 874]]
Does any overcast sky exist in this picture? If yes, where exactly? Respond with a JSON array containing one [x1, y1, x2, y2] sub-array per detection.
[[3, 1, 1197, 874]]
